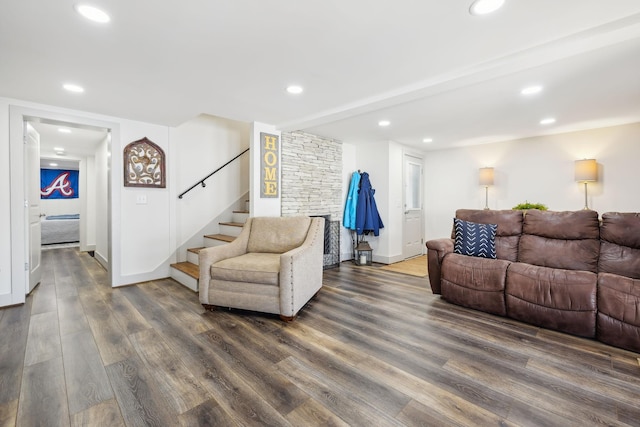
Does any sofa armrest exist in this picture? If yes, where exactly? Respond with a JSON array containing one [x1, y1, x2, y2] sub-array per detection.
[[425, 238, 454, 294], [199, 219, 252, 301], [279, 217, 325, 317]]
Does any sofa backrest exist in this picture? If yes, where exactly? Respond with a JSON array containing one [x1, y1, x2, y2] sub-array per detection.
[[518, 210, 600, 273], [455, 209, 523, 262], [247, 216, 312, 254], [598, 212, 640, 279]]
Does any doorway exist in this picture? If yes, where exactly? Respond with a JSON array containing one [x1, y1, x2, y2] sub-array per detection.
[[8, 105, 116, 304], [402, 153, 424, 260]]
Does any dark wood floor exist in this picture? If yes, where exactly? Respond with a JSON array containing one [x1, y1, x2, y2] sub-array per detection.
[[1, 248, 639, 427]]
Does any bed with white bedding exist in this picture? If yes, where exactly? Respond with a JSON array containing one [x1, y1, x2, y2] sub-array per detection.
[[41, 214, 80, 245]]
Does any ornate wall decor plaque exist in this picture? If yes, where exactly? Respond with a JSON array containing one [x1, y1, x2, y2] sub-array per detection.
[[123, 137, 166, 188]]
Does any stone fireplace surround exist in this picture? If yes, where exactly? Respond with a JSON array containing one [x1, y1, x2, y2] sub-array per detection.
[[281, 131, 342, 269]]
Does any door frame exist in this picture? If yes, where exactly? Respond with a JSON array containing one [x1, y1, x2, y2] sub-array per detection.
[[402, 151, 424, 260], [9, 105, 119, 303]]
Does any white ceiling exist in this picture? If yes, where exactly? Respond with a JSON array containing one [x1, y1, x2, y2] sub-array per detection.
[[2, 1, 640, 151], [32, 120, 107, 168]]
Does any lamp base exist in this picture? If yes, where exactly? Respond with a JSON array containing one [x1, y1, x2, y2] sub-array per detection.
[[484, 186, 490, 210]]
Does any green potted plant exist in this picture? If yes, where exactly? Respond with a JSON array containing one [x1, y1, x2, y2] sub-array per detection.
[[512, 201, 548, 211]]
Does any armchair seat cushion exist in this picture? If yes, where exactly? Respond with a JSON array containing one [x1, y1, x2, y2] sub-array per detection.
[[211, 253, 281, 285]]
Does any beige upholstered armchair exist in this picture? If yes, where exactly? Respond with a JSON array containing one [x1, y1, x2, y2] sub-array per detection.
[[199, 216, 325, 321]]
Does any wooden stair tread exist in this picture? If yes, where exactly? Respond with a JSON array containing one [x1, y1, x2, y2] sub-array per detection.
[[219, 221, 244, 227], [187, 247, 205, 254], [170, 262, 199, 279], [204, 234, 236, 243], [233, 210, 249, 214]]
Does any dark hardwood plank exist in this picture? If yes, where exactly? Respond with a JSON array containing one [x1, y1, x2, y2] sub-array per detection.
[[4, 250, 640, 427], [77, 288, 136, 366], [197, 326, 309, 415], [120, 286, 293, 426], [285, 398, 350, 427], [17, 357, 69, 427], [105, 355, 176, 427], [396, 399, 467, 427], [128, 328, 209, 414], [61, 330, 114, 415], [0, 299, 32, 405], [0, 399, 18, 427], [102, 291, 151, 336], [57, 296, 90, 337], [23, 311, 61, 367], [275, 356, 405, 427], [177, 399, 237, 427], [31, 250, 57, 315], [70, 399, 125, 427]]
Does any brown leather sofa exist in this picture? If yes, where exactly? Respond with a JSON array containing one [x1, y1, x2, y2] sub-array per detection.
[[426, 209, 640, 353]]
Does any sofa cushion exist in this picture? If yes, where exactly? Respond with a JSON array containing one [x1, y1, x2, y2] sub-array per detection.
[[596, 272, 640, 353], [453, 218, 497, 259], [506, 263, 597, 337], [441, 253, 510, 316], [210, 253, 281, 285], [247, 216, 311, 254], [456, 209, 523, 261], [518, 210, 600, 273], [598, 212, 640, 279]]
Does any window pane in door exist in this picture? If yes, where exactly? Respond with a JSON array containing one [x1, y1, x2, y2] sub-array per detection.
[[406, 162, 421, 210]]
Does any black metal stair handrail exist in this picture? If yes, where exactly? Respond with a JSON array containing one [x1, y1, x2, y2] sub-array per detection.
[[178, 147, 250, 199]]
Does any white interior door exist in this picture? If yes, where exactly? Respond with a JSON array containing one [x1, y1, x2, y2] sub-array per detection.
[[403, 154, 423, 259], [26, 122, 42, 293]]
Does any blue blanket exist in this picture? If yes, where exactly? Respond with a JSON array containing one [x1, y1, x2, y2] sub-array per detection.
[[45, 214, 80, 220]]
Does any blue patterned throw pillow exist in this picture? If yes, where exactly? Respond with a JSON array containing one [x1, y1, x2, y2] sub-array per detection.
[[453, 218, 497, 259]]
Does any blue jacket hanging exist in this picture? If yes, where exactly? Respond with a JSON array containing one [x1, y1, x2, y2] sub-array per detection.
[[355, 172, 384, 236], [343, 171, 361, 230]]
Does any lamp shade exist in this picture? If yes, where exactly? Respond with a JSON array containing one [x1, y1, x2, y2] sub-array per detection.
[[479, 167, 494, 186], [574, 159, 597, 182]]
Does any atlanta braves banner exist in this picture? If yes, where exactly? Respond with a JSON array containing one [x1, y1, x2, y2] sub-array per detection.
[[41, 169, 79, 199]]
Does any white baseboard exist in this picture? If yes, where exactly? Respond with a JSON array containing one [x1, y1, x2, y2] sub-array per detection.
[[95, 251, 108, 270]]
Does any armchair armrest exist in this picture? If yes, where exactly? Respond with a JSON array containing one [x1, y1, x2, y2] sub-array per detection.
[[199, 219, 252, 299], [425, 238, 454, 295], [279, 217, 325, 317]]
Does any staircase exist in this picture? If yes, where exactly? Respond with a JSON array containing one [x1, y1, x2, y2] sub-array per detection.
[[170, 208, 250, 291]]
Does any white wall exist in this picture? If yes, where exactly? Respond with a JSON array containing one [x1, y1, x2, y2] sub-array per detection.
[[118, 120, 173, 283], [424, 121, 640, 240], [40, 199, 81, 217], [171, 114, 250, 258], [95, 135, 109, 267], [341, 140, 415, 264], [0, 100, 11, 302], [341, 143, 357, 260], [80, 155, 97, 251], [1, 97, 181, 303], [345, 141, 397, 264]]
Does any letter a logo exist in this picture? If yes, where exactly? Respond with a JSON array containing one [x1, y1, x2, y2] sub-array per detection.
[[41, 172, 75, 198]]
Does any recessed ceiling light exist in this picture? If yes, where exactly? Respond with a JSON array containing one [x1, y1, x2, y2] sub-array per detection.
[[540, 117, 556, 125], [75, 4, 110, 23], [63, 83, 84, 93], [58, 128, 71, 133], [422, 138, 433, 143], [469, 0, 505, 15], [49, 163, 58, 167], [286, 85, 303, 94], [521, 85, 543, 95], [378, 120, 390, 127], [54, 147, 65, 151]]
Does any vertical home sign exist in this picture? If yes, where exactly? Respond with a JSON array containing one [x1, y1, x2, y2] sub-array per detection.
[[260, 132, 279, 198]]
